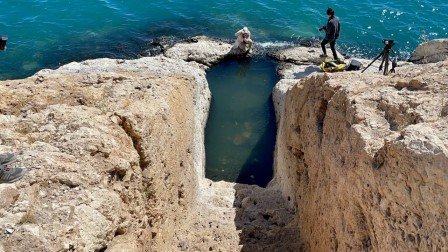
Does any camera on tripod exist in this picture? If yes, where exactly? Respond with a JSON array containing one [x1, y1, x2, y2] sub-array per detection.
[[383, 39, 394, 49], [383, 39, 394, 45], [0, 35, 7, 51], [362, 39, 397, 75]]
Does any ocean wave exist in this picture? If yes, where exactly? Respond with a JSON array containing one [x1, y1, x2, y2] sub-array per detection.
[[256, 41, 295, 48]]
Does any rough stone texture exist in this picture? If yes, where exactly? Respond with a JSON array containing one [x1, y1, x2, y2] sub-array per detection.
[[409, 38, 448, 64], [276, 63, 321, 80], [176, 180, 304, 252], [165, 36, 233, 67], [1, 36, 447, 251], [273, 45, 413, 77], [272, 79, 297, 125], [273, 58, 448, 251], [270, 46, 345, 65], [106, 234, 142, 252], [0, 39, 302, 252], [0, 184, 19, 209], [0, 56, 210, 251]]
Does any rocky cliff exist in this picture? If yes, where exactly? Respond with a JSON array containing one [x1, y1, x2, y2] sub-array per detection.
[[1, 36, 447, 251], [0, 56, 211, 251], [273, 49, 448, 251]]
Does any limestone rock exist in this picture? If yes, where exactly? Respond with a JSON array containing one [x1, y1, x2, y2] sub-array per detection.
[[1, 35, 447, 252], [272, 45, 413, 76], [409, 38, 448, 64], [0, 185, 19, 210], [0, 56, 210, 251], [277, 62, 321, 80], [164, 36, 233, 66], [177, 180, 304, 252], [106, 234, 142, 252], [272, 79, 299, 125], [270, 46, 344, 65], [273, 59, 448, 251]]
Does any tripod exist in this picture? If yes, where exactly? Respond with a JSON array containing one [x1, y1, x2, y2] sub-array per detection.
[[361, 40, 396, 75]]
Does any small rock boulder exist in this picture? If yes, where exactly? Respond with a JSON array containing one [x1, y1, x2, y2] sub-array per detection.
[[269, 46, 344, 65], [409, 38, 448, 64], [164, 36, 232, 66], [0, 185, 19, 210]]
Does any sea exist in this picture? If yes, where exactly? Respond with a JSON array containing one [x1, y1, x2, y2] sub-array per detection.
[[0, 0, 447, 80], [205, 57, 277, 187]]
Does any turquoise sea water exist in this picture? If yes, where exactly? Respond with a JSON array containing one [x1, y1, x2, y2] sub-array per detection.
[[1, 0, 447, 80]]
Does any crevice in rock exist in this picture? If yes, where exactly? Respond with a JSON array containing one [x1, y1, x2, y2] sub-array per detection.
[[108, 169, 126, 182], [288, 145, 304, 160], [96, 246, 107, 252], [377, 101, 423, 131], [441, 103, 448, 117], [353, 204, 373, 251], [372, 145, 387, 170], [116, 114, 150, 170], [362, 237, 373, 251], [114, 227, 125, 237], [394, 79, 428, 91], [316, 98, 329, 140]]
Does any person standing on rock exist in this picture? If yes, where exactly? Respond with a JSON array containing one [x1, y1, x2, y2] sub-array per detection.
[[233, 27, 254, 53], [0, 153, 26, 183], [319, 7, 340, 60]]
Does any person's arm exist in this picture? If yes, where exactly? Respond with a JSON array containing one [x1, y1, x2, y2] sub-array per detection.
[[235, 29, 244, 37]]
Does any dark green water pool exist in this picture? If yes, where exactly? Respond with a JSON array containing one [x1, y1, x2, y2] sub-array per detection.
[[205, 57, 278, 187]]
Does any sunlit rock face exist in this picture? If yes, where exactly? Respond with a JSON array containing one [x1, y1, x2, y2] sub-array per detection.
[[273, 57, 448, 251], [1, 36, 447, 252]]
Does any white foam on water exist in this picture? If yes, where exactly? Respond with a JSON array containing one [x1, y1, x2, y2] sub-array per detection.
[[257, 41, 294, 48]]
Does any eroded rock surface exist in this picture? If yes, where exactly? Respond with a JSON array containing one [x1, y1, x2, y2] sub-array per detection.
[[0, 40, 301, 251], [409, 38, 448, 64], [165, 36, 233, 67], [1, 35, 448, 252], [273, 58, 448, 251], [269, 46, 346, 66], [0, 56, 210, 251]]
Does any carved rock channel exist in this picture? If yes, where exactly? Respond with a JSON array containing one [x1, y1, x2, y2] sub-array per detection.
[[0, 36, 447, 251]]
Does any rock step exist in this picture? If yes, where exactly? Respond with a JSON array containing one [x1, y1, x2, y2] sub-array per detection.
[[239, 242, 306, 252], [181, 181, 302, 251]]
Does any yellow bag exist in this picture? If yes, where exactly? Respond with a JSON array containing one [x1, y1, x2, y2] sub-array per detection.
[[320, 59, 347, 72]]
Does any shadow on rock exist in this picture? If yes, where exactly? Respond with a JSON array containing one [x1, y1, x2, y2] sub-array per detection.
[[233, 183, 307, 251], [293, 65, 321, 79]]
